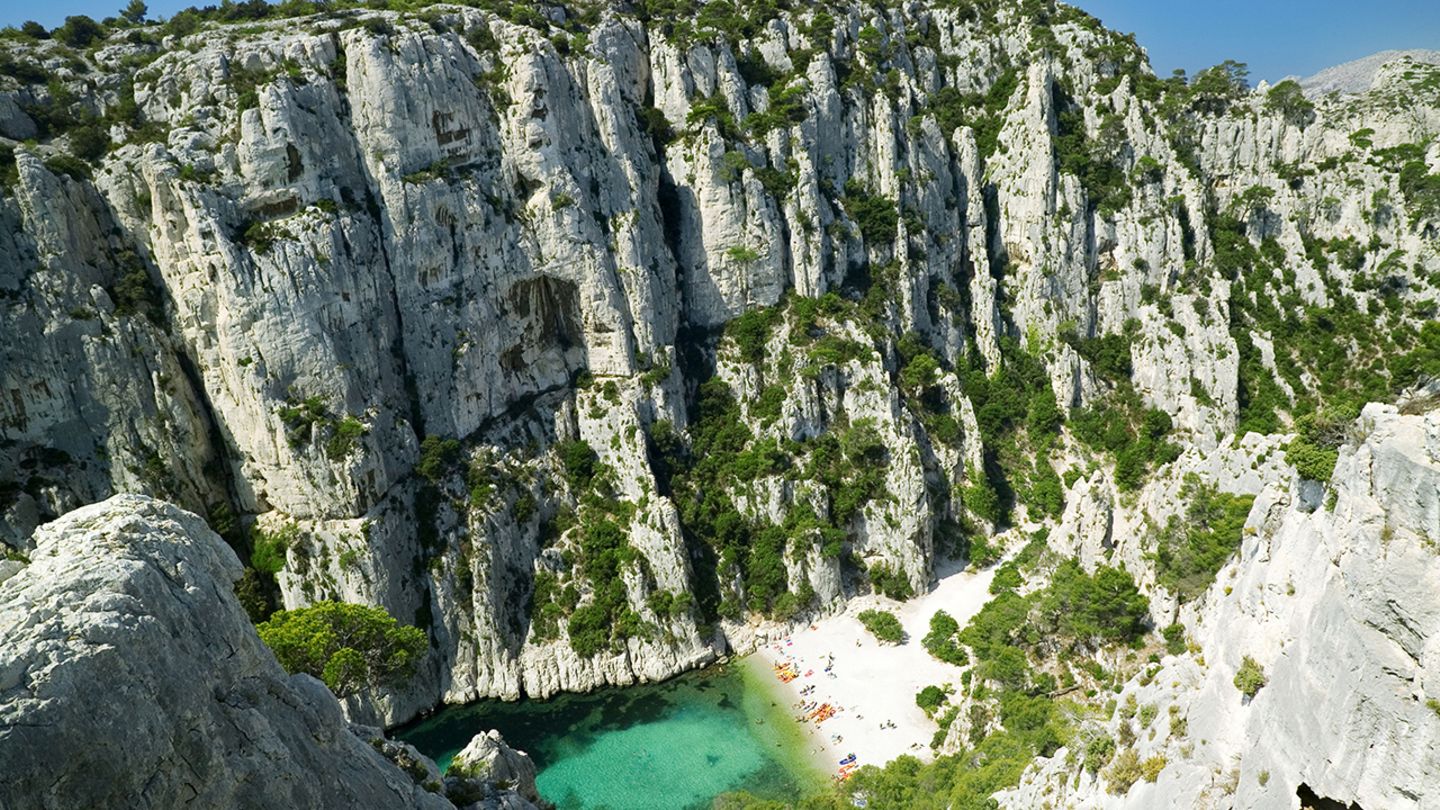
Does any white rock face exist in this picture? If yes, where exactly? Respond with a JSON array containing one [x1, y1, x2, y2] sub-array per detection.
[[0, 494, 536, 810], [996, 405, 1440, 809], [0, 2, 1437, 740]]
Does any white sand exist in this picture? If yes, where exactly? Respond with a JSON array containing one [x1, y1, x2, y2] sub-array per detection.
[[754, 557, 998, 779]]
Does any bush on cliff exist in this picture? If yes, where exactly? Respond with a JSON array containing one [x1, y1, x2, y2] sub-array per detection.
[[1153, 478, 1255, 602], [1233, 655, 1267, 698]]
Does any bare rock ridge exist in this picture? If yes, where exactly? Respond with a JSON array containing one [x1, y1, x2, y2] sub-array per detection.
[[1298, 49, 1440, 96], [0, 494, 540, 810]]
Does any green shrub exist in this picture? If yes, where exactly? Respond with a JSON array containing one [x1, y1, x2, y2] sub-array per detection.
[[250, 523, 296, 575], [685, 93, 738, 138], [868, 562, 914, 600], [256, 601, 426, 696], [44, 153, 91, 181], [636, 105, 674, 151], [1153, 478, 1255, 602], [278, 395, 328, 443], [989, 563, 1023, 594], [1083, 733, 1115, 774], [858, 609, 904, 643], [55, 15, 104, 48], [241, 220, 277, 253], [69, 123, 110, 163], [725, 244, 762, 263], [1104, 747, 1142, 795], [557, 438, 599, 490], [1162, 622, 1186, 655], [235, 566, 280, 623], [724, 306, 781, 363], [841, 178, 899, 244], [1233, 655, 1267, 697], [916, 684, 948, 716], [1264, 79, 1314, 127], [416, 435, 461, 482], [922, 610, 969, 666], [0, 144, 18, 190], [1285, 406, 1355, 482], [324, 416, 366, 460], [109, 258, 163, 323], [960, 466, 1001, 526]]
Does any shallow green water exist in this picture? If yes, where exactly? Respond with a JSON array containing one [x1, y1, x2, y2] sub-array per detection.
[[396, 659, 826, 810]]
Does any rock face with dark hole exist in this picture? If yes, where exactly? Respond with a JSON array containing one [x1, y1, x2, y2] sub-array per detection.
[[501, 276, 583, 374], [1298, 784, 1364, 810]]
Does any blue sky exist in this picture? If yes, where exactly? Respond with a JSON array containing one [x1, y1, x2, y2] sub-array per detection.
[[1077, 0, 1440, 82], [5, 0, 1439, 83]]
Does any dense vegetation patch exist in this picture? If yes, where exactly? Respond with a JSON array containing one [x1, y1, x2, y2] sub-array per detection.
[[1060, 325, 1182, 492], [520, 437, 656, 658], [920, 67, 1018, 157], [956, 336, 1068, 528], [841, 179, 900, 245], [1053, 83, 1133, 217], [235, 522, 299, 623], [1211, 189, 1439, 440], [651, 298, 900, 621], [1284, 406, 1356, 483], [1151, 478, 1255, 602]]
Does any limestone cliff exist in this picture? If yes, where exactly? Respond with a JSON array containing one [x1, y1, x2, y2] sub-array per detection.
[[1, 0, 1438, 732], [993, 403, 1440, 809], [0, 494, 540, 810]]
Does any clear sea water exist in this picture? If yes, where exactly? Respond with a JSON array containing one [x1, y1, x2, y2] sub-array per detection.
[[395, 658, 827, 810]]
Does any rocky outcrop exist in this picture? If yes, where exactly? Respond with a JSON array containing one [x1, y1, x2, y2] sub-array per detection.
[[449, 730, 543, 807], [0, 495, 536, 810], [995, 404, 1440, 809]]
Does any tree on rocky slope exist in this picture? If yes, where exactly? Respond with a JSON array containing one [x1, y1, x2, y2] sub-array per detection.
[[258, 601, 426, 696]]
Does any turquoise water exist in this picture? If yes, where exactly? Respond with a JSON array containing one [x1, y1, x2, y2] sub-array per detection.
[[396, 660, 826, 809]]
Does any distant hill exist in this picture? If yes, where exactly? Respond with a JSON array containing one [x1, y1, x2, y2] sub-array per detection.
[[1298, 49, 1440, 96]]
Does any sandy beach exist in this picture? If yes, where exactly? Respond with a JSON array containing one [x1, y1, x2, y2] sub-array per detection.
[[753, 557, 998, 781]]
